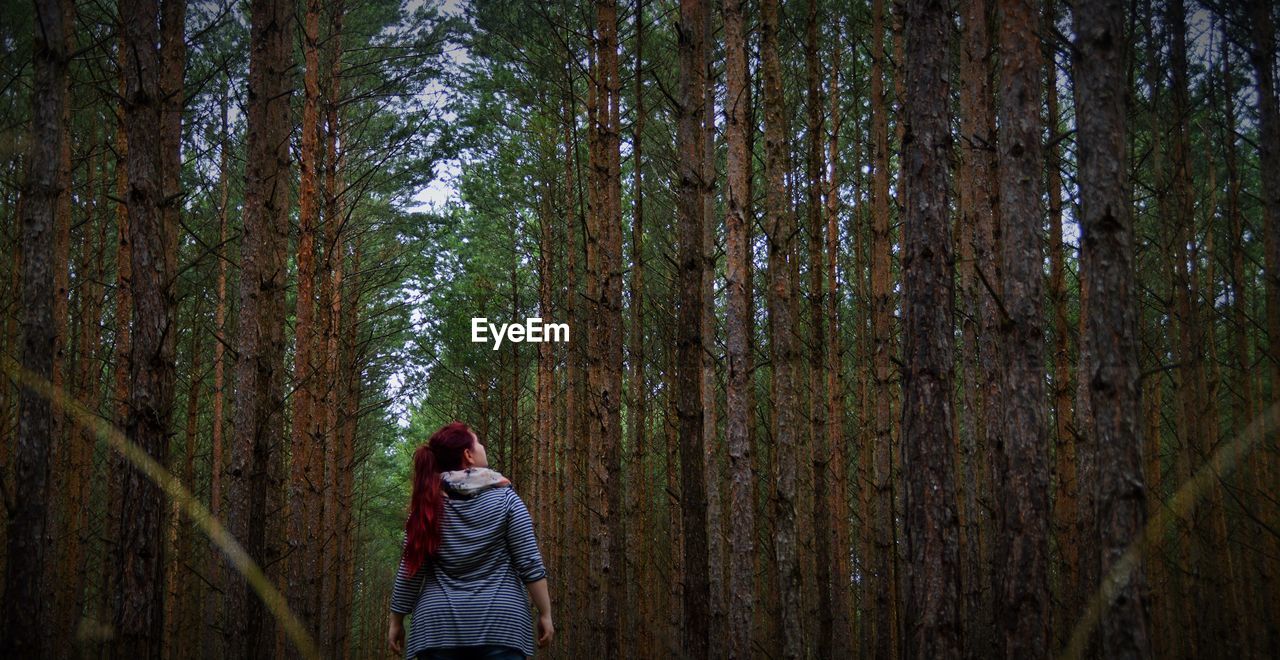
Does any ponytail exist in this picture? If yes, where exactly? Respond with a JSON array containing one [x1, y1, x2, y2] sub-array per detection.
[[402, 421, 475, 577]]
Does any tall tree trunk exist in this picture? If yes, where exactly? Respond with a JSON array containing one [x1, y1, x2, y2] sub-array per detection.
[[113, 0, 182, 654], [674, 0, 711, 656], [333, 225, 360, 656], [803, 1, 835, 656], [316, 5, 343, 651], [225, 0, 292, 654], [0, 0, 68, 654], [700, 8, 724, 657], [157, 0, 187, 646], [955, 1, 998, 654], [203, 77, 232, 660], [824, 33, 854, 655], [48, 4, 74, 638], [103, 43, 133, 630], [585, 1, 625, 655], [995, 1, 1050, 657], [1248, 1, 1280, 650], [900, 1, 961, 658], [1223, 36, 1265, 656], [761, 0, 802, 655], [320, 74, 344, 657], [1072, 0, 1151, 656], [165, 301, 203, 660], [869, 0, 899, 656], [722, 0, 754, 655], [64, 146, 108, 653], [288, 0, 324, 648], [536, 147, 557, 660], [559, 48, 586, 655], [626, 1, 648, 650]]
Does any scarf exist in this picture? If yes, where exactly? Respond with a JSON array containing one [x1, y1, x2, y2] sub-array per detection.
[[440, 467, 511, 498]]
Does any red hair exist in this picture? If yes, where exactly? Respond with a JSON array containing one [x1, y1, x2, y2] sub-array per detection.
[[402, 421, 476, 577]]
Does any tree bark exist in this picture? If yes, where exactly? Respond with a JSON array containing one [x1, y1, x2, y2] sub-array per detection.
[[803, 2, 835, 656], [225, 0, 293, 653], [103, 40, 133, 632], [762, 0, 802, 656], [869, 0, 899, 656], [674, 0, 711, 655], [824, 32, 854, 656], [626, 1, 648, 650], [1072, 0, 1151, 656], [900, 1, 961, 658], [317, 4, 344, 652], [0, 0, 68, 654], [955, 1, 999, 654], [994, 1, 1051, 657], [288, 0, 324, 647], [203, 77, 232, 660], [113, 0, 182, 654], [585, 1, 625, 655], [722, 0, 754, 655], [1247, 0, 1280, 649], [700, 7, 723, 656]]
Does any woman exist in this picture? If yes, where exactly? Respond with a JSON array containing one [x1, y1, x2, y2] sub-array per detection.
[[388, 422, 554, 659]]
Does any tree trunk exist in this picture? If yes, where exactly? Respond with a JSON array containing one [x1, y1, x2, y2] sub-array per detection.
[[722, 0, 754, 655], [994, 1, 1051, 657], [203, 77, 232, 660], [1247, 1, 1280, 650], [165, 301, 203, 660], [63, 145, 108, 653], [674, 0, 711, 656], [869, 0, 899, 656], [585, 1, 625, 655], [803, 1, 835, 656], [761, 0, 802, 655], [225, 0, 293, 653], [157, 0, 187, 646], [48, 4, 74, 640], [334, 226, 360, 655], [320, 71, 345, 656], [1072, 0, 1151, 656], [700, 7, 723, 656], [955, 1, 999, 654], [1223, 36, 1266, 656], [103, 41, 133, 630], [626, 1, 648, 650], [114, 0, 182, 654], [288, 0, 324, 647], [0, 0, 68, 653], [824, 33, 854, 656], [900, 1, 961, 658]]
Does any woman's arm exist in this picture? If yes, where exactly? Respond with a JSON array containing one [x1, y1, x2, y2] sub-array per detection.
[[525, 577, 551, 616], [389, 535, 426, 615], [387, 534, 424, 654], [387, 612, 406, 654], [525, 578, 554, 647], [504, 491, 548, 584], [506, 491, 554, 646]]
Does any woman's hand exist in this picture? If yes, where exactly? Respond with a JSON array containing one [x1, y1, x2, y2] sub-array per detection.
[[536, 612, 555, 647], [387, 614, 405, 655]]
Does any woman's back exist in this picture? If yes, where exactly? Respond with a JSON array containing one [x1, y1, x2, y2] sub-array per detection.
[[391, 481, 546, 658]]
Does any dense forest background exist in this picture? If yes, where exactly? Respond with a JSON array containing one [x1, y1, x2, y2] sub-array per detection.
[[1, 0, 1278, 658]]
